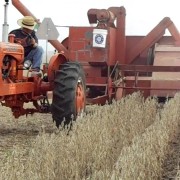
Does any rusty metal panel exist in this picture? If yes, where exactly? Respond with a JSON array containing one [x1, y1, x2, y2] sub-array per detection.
[[108, 28, 116, 65], [86, 77, 107, 85], [83, 65, 102, 77], [68, 27, 116, 65]]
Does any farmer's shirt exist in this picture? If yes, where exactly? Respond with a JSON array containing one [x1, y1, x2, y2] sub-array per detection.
[[9, 28, 38, 57]]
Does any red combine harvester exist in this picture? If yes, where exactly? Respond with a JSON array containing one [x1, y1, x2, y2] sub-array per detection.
[[1, 0, 180, 127]]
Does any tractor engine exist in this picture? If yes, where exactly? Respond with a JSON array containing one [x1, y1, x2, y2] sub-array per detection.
[[0, 41, 24, 81], [0, 40, 31, 117], [0, 37, 51, 118]]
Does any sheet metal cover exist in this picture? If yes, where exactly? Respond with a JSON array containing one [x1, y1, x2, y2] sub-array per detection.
[[151, 45, 180, 96]]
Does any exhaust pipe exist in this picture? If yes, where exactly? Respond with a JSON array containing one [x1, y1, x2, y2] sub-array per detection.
[[2, 0, 9, 42]]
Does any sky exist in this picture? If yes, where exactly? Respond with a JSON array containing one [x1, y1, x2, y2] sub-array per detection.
[[1, 0, 180, 53]]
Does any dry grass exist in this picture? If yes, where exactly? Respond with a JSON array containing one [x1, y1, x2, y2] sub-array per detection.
[[112, 94, 180, 179], [176, 170, 180, 179], [0, 92, 179, 180]]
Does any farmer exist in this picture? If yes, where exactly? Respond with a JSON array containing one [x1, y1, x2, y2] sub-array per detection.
[[9, 16, 43, 76]]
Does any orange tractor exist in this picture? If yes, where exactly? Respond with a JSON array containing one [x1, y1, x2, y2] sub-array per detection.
[[1, 0, 180, 127]]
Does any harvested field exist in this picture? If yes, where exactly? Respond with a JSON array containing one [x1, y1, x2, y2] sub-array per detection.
[[0, 92, 179, 180]]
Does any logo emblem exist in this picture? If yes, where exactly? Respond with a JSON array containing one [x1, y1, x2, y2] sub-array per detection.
[[95, 34, 104, 44]]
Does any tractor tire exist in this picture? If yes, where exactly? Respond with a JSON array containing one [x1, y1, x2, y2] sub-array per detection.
[[51, 61, 86, 128]]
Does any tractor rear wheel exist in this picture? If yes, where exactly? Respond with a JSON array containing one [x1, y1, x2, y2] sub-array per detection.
[[51, 61, 86, 128]]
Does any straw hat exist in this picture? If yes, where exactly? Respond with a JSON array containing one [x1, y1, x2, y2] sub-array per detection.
[[17, 16, 36, 30]]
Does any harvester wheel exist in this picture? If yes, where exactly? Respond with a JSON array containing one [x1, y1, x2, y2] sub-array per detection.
[[51, 61, 86, 128]]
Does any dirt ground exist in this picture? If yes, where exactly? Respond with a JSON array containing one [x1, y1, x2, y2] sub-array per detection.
[[161, 124, 180, 179], [0, 105, 179, 179], [0, 106, 57, 163]]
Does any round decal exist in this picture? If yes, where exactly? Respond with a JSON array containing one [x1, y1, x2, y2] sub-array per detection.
[[95, 34, 104, 44]]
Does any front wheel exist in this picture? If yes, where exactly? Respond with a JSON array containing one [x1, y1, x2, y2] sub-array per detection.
[[51, 62, 86, 128]]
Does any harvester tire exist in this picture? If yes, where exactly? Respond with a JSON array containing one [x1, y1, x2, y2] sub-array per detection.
[[51, 61, 86, 128]]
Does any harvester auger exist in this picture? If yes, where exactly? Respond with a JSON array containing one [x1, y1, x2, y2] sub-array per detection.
[[1, 0, 180, 127]]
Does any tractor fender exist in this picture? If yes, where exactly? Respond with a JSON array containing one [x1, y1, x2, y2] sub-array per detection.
[[47, 53, 68, 82]]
